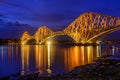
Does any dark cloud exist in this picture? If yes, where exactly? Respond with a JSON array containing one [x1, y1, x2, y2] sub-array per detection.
[[0, 14, 4, 17], [0, 0, 32, 13], [0, 0, 4, 3], [1, 1, 19, 7], [0, 0, 120, 29], [30, 14, 67, 22]]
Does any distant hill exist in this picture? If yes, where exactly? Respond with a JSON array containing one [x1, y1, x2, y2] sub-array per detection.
[[0, 19, 37, 39]]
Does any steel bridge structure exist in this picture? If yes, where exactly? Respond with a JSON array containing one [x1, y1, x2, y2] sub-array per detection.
[[21, 12, 120, 44]]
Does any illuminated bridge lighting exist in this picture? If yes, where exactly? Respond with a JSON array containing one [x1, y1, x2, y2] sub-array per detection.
[[47, 41, 51, 45], [20, 12, 120, 45]]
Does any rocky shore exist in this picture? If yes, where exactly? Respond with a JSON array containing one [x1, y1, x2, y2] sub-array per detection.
[[1, 56, 120, 80]]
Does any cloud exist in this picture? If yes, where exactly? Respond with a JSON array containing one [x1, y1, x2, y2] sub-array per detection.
[[31, 14, 68, 22], [0, 14, 4, 17], [0, 0, 33, 13], [1, 1, 20, 7], [0, 0, 120, 30]]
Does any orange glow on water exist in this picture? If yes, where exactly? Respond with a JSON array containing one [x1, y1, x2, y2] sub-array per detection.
[[21, 45, 30, 75], [64, 46, 96, 71], [18, 45, 99, 75], [87, 46, 93, 63]]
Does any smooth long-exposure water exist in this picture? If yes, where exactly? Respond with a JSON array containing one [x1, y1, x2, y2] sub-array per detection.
[[0, 44, 100, 78]]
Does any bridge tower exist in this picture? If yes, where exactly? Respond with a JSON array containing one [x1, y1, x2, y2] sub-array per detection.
[[33, 26, 54, 44], [64, 12, 120, 44], [21, 31, 31, 44]]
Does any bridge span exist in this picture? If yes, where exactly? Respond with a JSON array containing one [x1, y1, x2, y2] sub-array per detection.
[[21, 12, 120, 45]]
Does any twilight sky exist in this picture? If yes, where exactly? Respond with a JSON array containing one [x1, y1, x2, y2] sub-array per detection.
[[0, 0, 120, 30]]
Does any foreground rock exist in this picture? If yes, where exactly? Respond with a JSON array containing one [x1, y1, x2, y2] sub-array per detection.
[[1, 57, 120, 80], [69, 58, 120, 80]]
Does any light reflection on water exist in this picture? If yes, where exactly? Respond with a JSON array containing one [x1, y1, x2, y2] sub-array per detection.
[[0, 44, 99, 77]]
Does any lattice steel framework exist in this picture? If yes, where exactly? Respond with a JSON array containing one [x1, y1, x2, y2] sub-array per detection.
[[21, 31, 31, 42], [21, 12, 120, 44], [64, 12, 120, 43], [33, 26, 54, 43], [21, 26, 54, 44]]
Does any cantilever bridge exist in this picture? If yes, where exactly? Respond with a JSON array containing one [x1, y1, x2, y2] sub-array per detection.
[[21, 12, 120, 44]]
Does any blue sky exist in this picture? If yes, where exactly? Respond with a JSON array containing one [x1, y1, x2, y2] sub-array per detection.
[[0, 0, 120, 30]]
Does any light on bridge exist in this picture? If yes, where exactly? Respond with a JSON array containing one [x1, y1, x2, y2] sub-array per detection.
[[81, 40, 84, 44], [22, 42, 25, 45], [96, 41, 101, 44], [47, 41, 51, 45]]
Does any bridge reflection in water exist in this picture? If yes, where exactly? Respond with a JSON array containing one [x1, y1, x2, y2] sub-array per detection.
[[0, 44, 100, 77], [20, 45, 99, 76]]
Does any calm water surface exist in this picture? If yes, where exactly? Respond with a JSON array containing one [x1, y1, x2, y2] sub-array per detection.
[[0, 44, 100, 77]]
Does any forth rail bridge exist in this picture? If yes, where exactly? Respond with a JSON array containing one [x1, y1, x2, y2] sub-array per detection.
[[21, 12, 120, 45]]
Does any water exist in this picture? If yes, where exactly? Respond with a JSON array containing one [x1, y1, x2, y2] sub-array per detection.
[[0, 44, 100, 78], [100, 43, 120, 57]]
